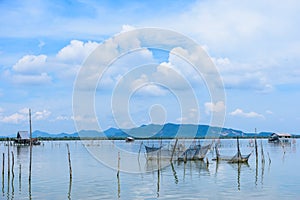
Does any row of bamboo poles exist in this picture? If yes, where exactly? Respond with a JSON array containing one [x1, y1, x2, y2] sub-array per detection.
[[1, 142, 73, 199], [1, 108, 73, 199]]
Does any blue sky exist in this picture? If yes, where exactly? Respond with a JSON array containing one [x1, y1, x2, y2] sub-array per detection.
[[0, 0, 300, 136]]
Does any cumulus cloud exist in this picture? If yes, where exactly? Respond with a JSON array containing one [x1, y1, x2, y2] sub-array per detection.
[[0, 108, 28, 124], [33, 109, 51, 120], [131, 74, 167, 96], [0, 108, 51, 124], [6, 39, 101, 86], [121, 24, 136, 32], [153, 62, 193, 91], [12, 73, 52, 85], [205, 101, 226, 114], [13, 54, 47, 74], [0, 113, 27, 124], [55, 115, 70, 121], [230, 108, 264, 119], [176, 108, 199, 124], [56, 40, 99, 64], [212, 56, 274, 92]]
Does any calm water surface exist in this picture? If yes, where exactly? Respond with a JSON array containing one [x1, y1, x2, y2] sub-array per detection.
[[0, 139, 299, 200]]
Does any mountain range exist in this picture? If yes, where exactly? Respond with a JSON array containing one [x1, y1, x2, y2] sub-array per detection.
[[3, 123, 275, 139]]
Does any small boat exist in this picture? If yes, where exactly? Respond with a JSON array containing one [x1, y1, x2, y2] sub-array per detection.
[[125, 136, 134, 142], [213, 138, 251, 163]]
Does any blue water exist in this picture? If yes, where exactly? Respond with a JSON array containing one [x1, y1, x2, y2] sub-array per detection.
[[0, 139, 299, 200]]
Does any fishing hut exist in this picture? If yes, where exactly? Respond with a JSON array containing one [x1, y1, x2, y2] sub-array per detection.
[[14, 131, 41, 145]]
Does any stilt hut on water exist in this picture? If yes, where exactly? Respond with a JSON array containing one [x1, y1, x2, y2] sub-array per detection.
[[14, 131, 41, 145]]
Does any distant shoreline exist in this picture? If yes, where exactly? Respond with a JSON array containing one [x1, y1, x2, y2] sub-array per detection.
[[0, 135, 299, 141]]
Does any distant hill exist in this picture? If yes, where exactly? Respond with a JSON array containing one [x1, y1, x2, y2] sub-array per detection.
[[4, 123, 275, 139]]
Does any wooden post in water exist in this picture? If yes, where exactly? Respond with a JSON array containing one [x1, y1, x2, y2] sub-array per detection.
[[157, 151, 160, 198], [254, 138, 258, 161], [29, 108, 33, 183], [8, 139, 10, 177], [138, 142, 143, 161], [170, 139, 178, 162], [11, 151, 14, 177], [261, 140, 265, 165], [19, 164, 21, 193], [2, 153, 4, 176], [117, 152, 120, 178], [66, 144, 72, 180], [117, 152, 120, 199]]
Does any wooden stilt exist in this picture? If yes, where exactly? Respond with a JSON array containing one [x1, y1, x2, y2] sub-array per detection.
[[267, 152, 271, 165], [8, 140, 10, 177], [2, 153, 4, 176], [29, 109, 32, 182], [170, 139, 178, 162], [261, 140, 265, 165], [19, 164, 21, 192], [117, 152, 120, 199], [117, 152, 120, 178], [11, 151, 14, 177], [66, 144, 72, 180], [254, 138, 258, 161]]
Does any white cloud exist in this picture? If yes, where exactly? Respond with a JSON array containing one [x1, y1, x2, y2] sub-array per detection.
[[205, 101, 226, 114], [19, 107, 30, 114], [33, 110, 51, 120], [56, 115, 70, 121], [12, 73, 52, 85], [176, 108, 199, 124], [121, 24, 136, 33], [38, 40, 45, 48], [0, 108, 29, 124], [13, 54, 47, 73], [230, 108, 264, 119], [56, 40, 99, 64], [0, 113, 27, 124], [6, 39, 102, 86], [0, 108, 51, 124], [131, 75, 167, 96], [266, 110, 273, 114], [137, 84, 167, 96], [153, 62, 191, 91], [212, 56, 274, 92]]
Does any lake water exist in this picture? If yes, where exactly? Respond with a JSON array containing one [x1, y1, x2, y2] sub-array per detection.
[[0, 139, 299, 200]]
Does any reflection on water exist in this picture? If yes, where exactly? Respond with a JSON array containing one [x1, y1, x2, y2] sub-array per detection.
[[0, 139, 299, 199]]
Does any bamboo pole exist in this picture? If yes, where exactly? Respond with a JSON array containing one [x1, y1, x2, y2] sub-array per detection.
[[68, 173, 72, 200], [254, 138, 258, 161], [2, 153, 4, 176], [267, 152, 271, 165], [11, 151, 14, 177], [138, 142, 143, 161], [29, 108, 32, 182], [117, 152, 120, 178], [66, 144, 72, 180], [170, 139, 178, 162], [8, 140, 10, 176], [19, 164, 21, 192], [206, 157, 209, 168], [261, 140, 265, 164], [2, 153, 4, 196], [157, 151, 160, 198], [117, 152, 120, 199]]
